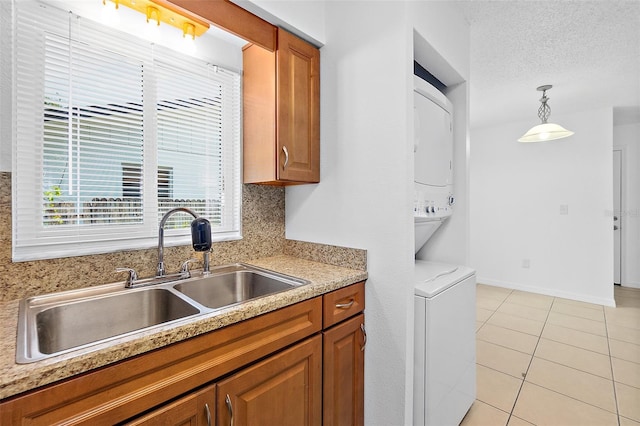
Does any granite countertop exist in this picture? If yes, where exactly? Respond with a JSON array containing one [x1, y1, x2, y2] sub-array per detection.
[[0, 255, 367, 400]]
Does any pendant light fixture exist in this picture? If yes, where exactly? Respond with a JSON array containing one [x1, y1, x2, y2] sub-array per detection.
[[518, 85, 574, 143]]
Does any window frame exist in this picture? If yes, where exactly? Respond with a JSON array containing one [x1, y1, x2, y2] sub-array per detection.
[[11, 2, 242, 262]]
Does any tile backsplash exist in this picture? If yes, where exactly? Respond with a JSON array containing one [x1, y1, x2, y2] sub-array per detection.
[[0, 172, 286, 301]]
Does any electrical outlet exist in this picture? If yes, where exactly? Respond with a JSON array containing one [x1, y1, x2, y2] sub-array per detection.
[[522, 259, 530, 269]]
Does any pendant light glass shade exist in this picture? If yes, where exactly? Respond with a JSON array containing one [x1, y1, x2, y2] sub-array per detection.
[[518, 85, 574, 143], [518, 122, 574, 143]]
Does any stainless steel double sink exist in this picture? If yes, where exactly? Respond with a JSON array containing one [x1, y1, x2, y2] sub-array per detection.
[[16, 264, 309, 363]]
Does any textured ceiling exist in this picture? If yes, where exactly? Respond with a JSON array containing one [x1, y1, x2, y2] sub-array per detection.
[[455, 0, 640, 128]]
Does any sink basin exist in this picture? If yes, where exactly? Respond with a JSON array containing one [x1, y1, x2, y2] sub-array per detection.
[[16, 263, 309, 363], [18, 286, 200, 363], [174, 270, 302, 309]]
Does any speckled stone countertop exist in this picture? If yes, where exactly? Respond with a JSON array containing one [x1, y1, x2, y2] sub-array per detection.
[[0, 255, 367, 400]]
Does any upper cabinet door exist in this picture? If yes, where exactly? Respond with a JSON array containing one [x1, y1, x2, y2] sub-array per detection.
[[276, 29, 320, 183]]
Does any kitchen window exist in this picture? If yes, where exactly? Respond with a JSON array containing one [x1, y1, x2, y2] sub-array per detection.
[[12, 1, 242, 261]]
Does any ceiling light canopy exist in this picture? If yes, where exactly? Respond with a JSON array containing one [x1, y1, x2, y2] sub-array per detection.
[[103, 0, 210, 39], [518, 85, 574, 143]]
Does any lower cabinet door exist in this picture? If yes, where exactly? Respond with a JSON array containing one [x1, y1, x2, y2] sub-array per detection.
[[217, 335, 322, 426], [323, 313, 365, 426], [124, 384, 216, 426]]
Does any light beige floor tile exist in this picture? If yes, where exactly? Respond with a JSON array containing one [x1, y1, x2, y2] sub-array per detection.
[[612, 357, 640, 388], [616, 382, 640, 422], [497, 301, 549, 322], [616, 297, 640, 309], [460, 400, 509, 426], [615, 286, 640, 299], [505, 291, 554, 311], [513, 382, 618, 426], [541, 323, 609, 355], [547, 311, 607, 336], [476, 340, 532, 379], [476, 364, 523, 412], [476, 321, 485, 332], [477, 307, 494, 322], [609, 339, 640, 364], [605, 309, 640, 330], [477, 285, 512, 302], [620, 416, 640, 426], [477, 323, 539, 354], [551, 302, 605, 322], [507, 416, 534, 426], [478, 296, 504, 311], [534, 338, 612, 379], [487, 312, 545, 336], [525, 357, 617, 413], [608, 322, 640, 345], [555, 296, 605, 311]]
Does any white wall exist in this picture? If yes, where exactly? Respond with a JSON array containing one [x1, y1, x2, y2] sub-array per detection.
[[614, 122, 640, 288], [286, 3, 415, 424], [283, 2, 470, 424], [231, 0, 326, 46], [470, 108, 616, 306]]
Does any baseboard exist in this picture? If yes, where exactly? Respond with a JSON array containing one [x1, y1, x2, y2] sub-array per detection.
[[477, 277, 616, 307]]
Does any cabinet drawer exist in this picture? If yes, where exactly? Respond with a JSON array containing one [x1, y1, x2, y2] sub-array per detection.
[[323, 282, 365, 328]]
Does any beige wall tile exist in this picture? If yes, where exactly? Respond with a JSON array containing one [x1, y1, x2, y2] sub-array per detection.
[[477, 323, 539, 354], [616, 382, 640, 422], [612, 357, 640, 388], [497, 302, 549, 322], [609, 339, 640, 364], [477, 340, 532, 379], [547, 311, 607, 336], [525, 357, 617, 413], [534, 338, 612, 379], [513, 382, 618, 426], [542, 323, 609, 354], [551, 302, 605, 322], [487, 312, 545, 336], [476, 364, 523, 412], [460, 400, 509, 426]]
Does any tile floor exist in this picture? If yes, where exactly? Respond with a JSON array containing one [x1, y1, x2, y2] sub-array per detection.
[[461, 284, 640, 426]]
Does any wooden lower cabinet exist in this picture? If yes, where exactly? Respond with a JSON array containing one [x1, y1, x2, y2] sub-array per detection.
[[0, 283, 365, 426], [124, 384, 216, 426], [322, 313, 365, 426], [217, 335, 322, 426]]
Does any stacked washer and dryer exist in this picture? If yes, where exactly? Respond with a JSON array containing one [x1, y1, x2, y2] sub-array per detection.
[[412, 75, 476, 426]]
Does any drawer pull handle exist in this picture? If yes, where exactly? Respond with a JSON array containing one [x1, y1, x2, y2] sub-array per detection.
[[335, 299, 355, 309], [282, 145, 289, 169], [360, 323, 367, 351], [226, 394, 234, 426], [205, 403, 212, 426]]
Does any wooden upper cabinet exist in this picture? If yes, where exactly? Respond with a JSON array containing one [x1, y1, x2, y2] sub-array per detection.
[[243, 28, 320, 185]]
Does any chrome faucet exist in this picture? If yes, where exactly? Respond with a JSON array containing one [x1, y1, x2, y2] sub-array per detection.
[[157, 207, 199, 277]]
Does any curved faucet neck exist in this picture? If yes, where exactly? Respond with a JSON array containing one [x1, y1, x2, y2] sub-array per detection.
[[157, 207, 198, 277]]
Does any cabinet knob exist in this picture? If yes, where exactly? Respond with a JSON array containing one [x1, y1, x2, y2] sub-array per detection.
[[335, 299, 355, 309], [204, 403, 212, 426], [360, 323, 367, 351]]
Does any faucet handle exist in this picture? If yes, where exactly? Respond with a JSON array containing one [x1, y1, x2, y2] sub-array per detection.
[[180, 258, 198, 277], [116, 268, 138, 287]]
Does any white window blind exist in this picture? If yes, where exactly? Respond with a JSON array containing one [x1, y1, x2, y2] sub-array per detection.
[[13, 2, 241, 261]]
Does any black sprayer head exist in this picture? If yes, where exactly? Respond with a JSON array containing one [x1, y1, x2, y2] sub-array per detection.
[[190, 217, 212, 252]]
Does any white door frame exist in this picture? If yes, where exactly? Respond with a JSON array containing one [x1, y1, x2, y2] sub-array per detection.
[[613, 148, 624, 285]]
